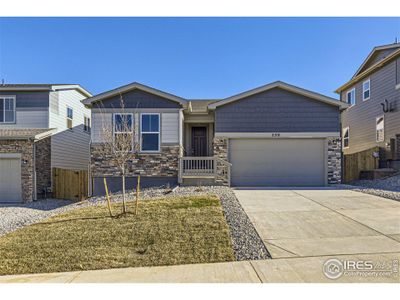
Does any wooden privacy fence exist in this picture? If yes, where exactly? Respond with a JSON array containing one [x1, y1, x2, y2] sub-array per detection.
[[52, 168, 88, 201], [343, 147, 379, 183]]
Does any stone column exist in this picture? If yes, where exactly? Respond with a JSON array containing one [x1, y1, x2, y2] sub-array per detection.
[[327, 137, 342, 184], [213, 137, 229, 186]]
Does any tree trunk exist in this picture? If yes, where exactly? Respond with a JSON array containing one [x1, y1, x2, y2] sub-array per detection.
[[122, 169, 127, 214], [103, 178, 113, 217], [135, 176, 140, 215]]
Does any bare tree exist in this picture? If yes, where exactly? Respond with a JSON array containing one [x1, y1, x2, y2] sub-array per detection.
[[96, 96, 139, 214]]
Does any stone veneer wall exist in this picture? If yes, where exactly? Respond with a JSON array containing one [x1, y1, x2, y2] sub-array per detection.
[[213, 137, 228, 160], [91, 144, 180, 178], [0, 140, 34, 202], [213, 137, 229, 186], [35, 137, 52, 197], [327, 137, 342, 184]]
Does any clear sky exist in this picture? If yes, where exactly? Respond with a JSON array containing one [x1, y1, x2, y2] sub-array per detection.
[[0, 17, 399, 98]]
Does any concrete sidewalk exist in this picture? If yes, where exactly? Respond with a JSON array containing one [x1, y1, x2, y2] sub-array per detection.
[[1, 252, 399, 283]]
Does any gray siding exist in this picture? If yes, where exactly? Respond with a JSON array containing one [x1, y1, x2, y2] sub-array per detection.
[[397, 58, 400, 84], [0, 91, 49, 108], [341, 59, 400, 156], [49, 90, 91, 170], [91, 111, 180, 146], [359, 48, 400, 74], [0, 109, 49, 128], [93, 89, 181, 109], [215, 88, 340, 133]]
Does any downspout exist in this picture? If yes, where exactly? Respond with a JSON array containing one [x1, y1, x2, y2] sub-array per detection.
[[32, 138, 37, 201], [178, 108, 184, 157], [178, 108, 184, 184], [339, 108, 344, 184]]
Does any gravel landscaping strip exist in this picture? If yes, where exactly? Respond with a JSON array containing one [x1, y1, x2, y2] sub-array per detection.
[[336, 174, 400, 201], [0, 199, 80, 237], [1, 186, 271, 261]]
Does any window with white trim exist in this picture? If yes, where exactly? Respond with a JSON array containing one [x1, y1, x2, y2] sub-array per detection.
[[363, 79, 370, 100], [346, 88, 356, 106], [376, 116, 384, 142], [140, 113, 160, 152], [66, 106, 73, 129], [0, 96, 16, 123], [113, 113, 133, 151], [343, 127, 349, 149], [84, 115, 91, 132]]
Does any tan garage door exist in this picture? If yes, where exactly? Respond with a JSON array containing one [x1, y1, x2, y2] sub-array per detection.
[[229, 138, 326, 186], [0, 156, 22, 202]]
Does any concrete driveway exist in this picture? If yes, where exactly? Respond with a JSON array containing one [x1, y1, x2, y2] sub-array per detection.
[[234, 188, 400, 258]]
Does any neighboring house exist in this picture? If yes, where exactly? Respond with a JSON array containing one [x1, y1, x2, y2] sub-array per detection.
[[336, 43, 400, 168], [0, 84, 92, 202], [83, 81, 348, 195]]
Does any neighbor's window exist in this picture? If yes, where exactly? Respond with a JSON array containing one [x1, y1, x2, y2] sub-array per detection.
[[84, 115, 91, 132], [66, 106, 73, 129], [363, 79, 370, 101], [141, 113, 160, 152], [376, 116, 384, 142], [346, 88, 355, 106], [343, 127, 349, 149], [0, 96, 16, 123], [113, 113, 133, 151]]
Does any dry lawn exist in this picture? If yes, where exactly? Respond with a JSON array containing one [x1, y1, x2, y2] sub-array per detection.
[[0, 196, 235, 275]]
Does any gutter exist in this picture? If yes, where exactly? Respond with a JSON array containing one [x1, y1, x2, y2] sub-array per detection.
[[335, 49, 400, 93]]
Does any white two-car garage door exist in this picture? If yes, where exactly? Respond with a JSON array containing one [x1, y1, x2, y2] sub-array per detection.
[[229, 138, 326, 186], [0, 156, 22, 202]]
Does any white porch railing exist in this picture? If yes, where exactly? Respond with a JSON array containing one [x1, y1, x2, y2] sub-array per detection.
[[178, 156, 231, 186], [179, 156, 215, 177]]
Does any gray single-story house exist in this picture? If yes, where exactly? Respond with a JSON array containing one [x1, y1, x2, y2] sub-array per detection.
[[82, 81, 349, 195]]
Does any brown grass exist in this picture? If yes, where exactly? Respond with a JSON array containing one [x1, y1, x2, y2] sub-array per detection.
[[0, 196, 235, 276]]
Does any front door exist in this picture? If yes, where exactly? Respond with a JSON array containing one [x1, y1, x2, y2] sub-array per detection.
[[191, 127, 207, 156]]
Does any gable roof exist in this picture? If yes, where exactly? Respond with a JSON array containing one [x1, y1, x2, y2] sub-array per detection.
[[188, 99, 220, 113], [336, 47, 400, 93], [82, 82, 187, 107], [352, 43, 400, 78], [0, 84, 92, 97], [208, 81, 349, 110]]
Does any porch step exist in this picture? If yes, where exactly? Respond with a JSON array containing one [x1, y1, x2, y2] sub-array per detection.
[[359, 168, 398, 180]]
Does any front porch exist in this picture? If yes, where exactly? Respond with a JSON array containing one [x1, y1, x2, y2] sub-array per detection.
[[179, 102, 230, 185], [178, 156, 231, 186]]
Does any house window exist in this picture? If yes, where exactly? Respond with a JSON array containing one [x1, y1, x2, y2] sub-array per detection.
[[113, 113, 133, 151], [346, 88, 356, 106], [66, 106, 73, 129], [363, 79, 370, 101], [376, 116, 384, 142], [140, 113, 160, 152], [0, 96, 16, 123], [343, 127, 349, 149], [84, 116, 91, 132]]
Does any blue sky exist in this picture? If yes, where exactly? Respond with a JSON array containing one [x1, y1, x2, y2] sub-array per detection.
[[0, 17, 399, 98]]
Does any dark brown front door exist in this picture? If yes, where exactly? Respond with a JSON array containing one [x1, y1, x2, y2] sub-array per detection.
[[192, 127, 207, 156]]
